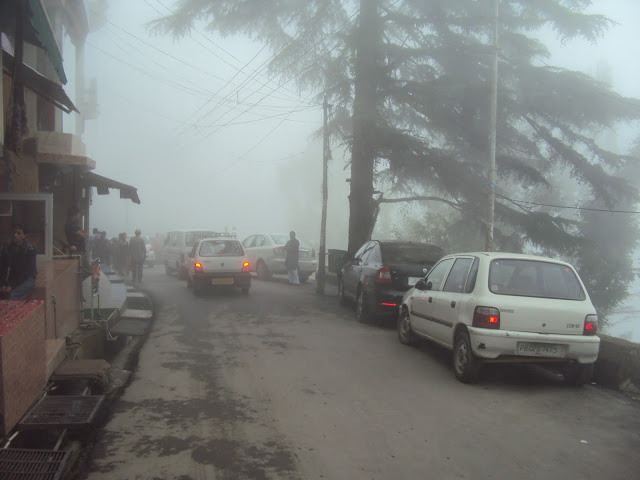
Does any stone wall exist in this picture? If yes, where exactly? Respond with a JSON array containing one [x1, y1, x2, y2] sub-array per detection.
[[594, 334, 640, 393], [0, 301, 45, 436]]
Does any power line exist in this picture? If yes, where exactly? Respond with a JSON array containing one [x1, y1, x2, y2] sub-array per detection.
[[147, 0, 312, 137], [196, 6, 360, 145], [496, 193, 640, 214], [88, 7, 304, 106], [170, 6, 317, 138]]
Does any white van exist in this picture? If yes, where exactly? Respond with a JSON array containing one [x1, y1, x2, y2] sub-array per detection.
[[164, 229, 235, 279]]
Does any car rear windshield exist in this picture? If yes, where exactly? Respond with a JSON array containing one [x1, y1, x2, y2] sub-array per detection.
[[380, 244, 444, 264], [199, 240, 244, 257], [185, 231, 218, 247], [489, 259, 586, 300]]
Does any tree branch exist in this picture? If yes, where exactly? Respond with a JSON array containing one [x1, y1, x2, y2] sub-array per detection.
[[377, 195, 462, 212]]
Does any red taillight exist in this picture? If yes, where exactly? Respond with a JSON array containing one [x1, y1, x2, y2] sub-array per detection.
[[273, 246, 284, 256], [472, 306, 500, 329], [375, 266, 392, 284], [194, 262, 203, 272], [149, 245, 153, 250], [242, 261, 250, 273], [584, 314, 598, 336]]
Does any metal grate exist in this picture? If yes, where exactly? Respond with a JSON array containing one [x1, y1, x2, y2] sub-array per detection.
[[0, 448, 69, 480], [18, 396, 104, 430]]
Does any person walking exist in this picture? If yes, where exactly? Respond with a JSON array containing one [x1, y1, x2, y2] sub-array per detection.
[[129, 229, 146, 284], [115, 233, 129, 276], [0, 223, 38, 300], [284, 230, 300, 285]]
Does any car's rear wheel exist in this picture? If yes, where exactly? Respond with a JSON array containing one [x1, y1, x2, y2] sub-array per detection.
[[299, 273, 310, 283], [564, 362, 594, 387], [453, 330, 480, 383], [397, 309, 417, 346], [186, 275, 192, 288], [257, 261, 271, 280], [241, 286, 250, 295], [193, 280, 204, 296], [356, 289, 370, 324], [165, 263, 171, 275]]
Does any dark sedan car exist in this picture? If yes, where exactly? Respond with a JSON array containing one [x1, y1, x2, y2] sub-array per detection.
[[339, 240, 445, 323]]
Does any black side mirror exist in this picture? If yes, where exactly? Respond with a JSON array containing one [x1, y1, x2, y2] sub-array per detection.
[[414, 279, 426, 290], [425, 281, 433, 291]]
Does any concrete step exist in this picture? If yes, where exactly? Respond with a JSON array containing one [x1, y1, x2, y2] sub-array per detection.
[[110, 318, 152, 336], [126, 292, 152, 310], [51, 359, 111, 382], [120, 308, 152, 320]]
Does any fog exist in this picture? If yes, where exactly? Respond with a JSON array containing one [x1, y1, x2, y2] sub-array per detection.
[[58, 1, 640, 338]]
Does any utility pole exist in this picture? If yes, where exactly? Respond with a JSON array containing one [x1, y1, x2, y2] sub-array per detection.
[[316, 97, 330, 295], [485, 0, 499, 251]]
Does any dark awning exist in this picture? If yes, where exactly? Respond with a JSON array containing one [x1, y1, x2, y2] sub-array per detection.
[[81, 172, 141, 204], [0, 0, 67, 84], [2, 50, 78, 113]]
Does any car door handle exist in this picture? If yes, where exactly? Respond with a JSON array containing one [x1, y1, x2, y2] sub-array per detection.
[[450, 301, 456, 308], [428, 296, 433, 303]]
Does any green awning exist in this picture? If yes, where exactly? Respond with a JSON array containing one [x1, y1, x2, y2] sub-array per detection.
[[0, 0, 67, 84], [2, 50, 77, 113]]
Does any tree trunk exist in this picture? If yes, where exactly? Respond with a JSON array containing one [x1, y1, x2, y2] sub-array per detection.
[[348, 0, 380, 254]]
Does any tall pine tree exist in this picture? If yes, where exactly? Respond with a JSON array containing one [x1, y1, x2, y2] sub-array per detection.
[[152, 0, 640, 316]]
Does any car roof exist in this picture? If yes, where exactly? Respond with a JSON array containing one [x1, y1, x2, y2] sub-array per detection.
[[444, 251, 573, 266], [375, 240, 442, 247], [199, 237, 239, 242], [167, 229, 221, 233]]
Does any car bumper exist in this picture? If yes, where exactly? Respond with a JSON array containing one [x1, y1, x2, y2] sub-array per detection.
[[468, 327, 600, 364], [192, 272, 251, 287], [370, 288, 405, 317], [268, 258, 318, 275]]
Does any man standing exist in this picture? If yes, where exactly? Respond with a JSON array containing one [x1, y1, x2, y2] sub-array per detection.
[[65, 206, 86, 254], [129, 229, 146, 284], [284, 230, 300, 285], [0, 224, 37, 300]]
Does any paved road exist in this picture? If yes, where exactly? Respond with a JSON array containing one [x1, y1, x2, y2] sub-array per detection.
[[84, 266, 640, 480]]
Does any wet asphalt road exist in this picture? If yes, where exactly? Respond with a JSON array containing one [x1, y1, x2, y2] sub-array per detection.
[[83, 265, 640, 480]]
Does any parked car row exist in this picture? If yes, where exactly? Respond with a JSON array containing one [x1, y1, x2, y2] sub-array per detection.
[[339, 244, 600, 386]]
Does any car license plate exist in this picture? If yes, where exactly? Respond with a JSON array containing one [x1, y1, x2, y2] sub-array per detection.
[[408, 277, 422, 286], [517, 342, 564, 357], [212, 278, 234, 285]]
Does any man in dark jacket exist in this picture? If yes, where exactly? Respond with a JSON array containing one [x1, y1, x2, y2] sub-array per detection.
[[284, 230, 300, 285], [129, 229, 146, 284], [0, 224, 37, 300]]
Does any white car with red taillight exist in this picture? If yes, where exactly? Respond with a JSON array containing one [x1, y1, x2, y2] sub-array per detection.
[[186, 238, 251, 296], [398, 252, 600, 385]]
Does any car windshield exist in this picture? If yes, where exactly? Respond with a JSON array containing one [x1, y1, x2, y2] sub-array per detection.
[[199, 240, 244, 257], [381, 244, 445, 264], [270, 235, 310, 249], [489, 259, 586, 300], [185, 231, 217, 247]]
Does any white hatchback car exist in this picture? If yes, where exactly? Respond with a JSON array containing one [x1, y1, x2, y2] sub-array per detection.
[[398, 252, 600, 385], [186, 238, 251, 296]]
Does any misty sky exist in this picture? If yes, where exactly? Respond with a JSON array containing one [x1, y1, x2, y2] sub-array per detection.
[[59, 0, 640, 251]]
